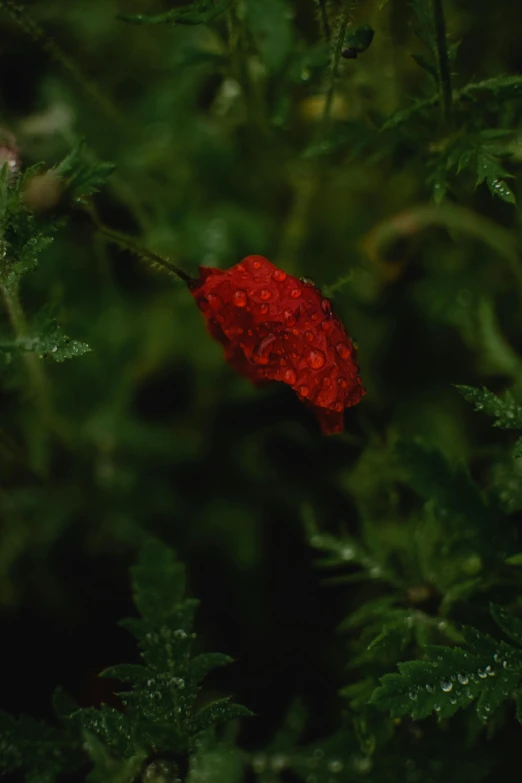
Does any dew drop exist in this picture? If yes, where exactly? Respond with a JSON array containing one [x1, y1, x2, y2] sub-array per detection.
[[321, 298, 332, 315], [457, 673, 469, 686], [283, 368, 297, 384], [305, 330, 314, 342], [260, 289, 272, 301], [335, 342, 351, 359], [409, 689, 418, 701], [174, 629, 187, 639], [206, 294, 222, 310], [450, 696, 457, 705], [290, 288, 302, 299], [233, 289, 247, 307], [434, 704, 441, 712], [307, 349, 326, 369], [440, 680, 453, 693], [273, 269, 287, 282], [284, 308, 296, 326], [299, 385, 310, 397], [425, 684, 435, 694], [478, 669, 488, 679]]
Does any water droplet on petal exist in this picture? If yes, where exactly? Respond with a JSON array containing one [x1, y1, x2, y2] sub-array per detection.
[[283, 308, 296, 326], [333, 402, 343, 412], [321, 298, 332, 315], [233, 289, 247, 307], [290, 288, 302, 299], [311, 313, 319, 321], [283, 368, 296, 384], [304, 330, 314, 342], [321, 320, 333, 332], [335, 342, 351, 359], [260, 289, 272, 300], [252, 259, 262, 270], [323, 378, 331, 387], [207, 294, 222, 310], [299, 385, 310, 397], [259, 304, 269, 315], [337, 377, 348, 388], [273, 269, 287, 282], [307, 349, 326, 369]]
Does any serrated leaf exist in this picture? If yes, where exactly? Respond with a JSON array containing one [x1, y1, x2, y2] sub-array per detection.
[[2, 320, 92, 363], [456, 385, 522, 429], [193, 698, 253, 732], [55, 142, 114, 200], [188, 653, 234, 684], [372, 605, 522, 724], [131, 539, 187, 622]]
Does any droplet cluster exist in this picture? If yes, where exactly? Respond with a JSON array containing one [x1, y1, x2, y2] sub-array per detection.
[[191, 255, 365, 434]]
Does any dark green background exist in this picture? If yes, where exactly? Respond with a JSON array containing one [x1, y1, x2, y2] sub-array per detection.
[[1, 0, 522, 772]]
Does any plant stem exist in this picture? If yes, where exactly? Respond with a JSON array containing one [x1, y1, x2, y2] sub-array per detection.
[[321, 5, 351, 135], [0, 282, 52, 474], [432, 0, 452, 126], [86, 209, 195, 287], [316, 0, 331, 40]]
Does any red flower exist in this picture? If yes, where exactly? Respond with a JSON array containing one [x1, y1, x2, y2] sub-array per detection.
[[191, 255, 365, 434]]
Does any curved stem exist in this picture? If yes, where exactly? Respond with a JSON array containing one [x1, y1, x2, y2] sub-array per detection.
[[84, 208, 196, 287]]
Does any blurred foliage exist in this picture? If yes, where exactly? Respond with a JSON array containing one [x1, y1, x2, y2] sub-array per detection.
[[1, 0, 522, 780]]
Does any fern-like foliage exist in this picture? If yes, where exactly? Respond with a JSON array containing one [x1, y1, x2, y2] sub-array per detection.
[[457, 385, 522, 456], [0, 541, 251, 782], [371, 602, 522, 724]]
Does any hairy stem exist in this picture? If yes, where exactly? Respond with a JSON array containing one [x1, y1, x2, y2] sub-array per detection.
[[316, 0, 331, 40], [321, 5, 351, 134], [86, 209, 195, 286], [432, 0, 452, 125], [0, 282, 52, 473]]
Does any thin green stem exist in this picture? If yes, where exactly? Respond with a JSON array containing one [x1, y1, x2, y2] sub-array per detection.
[[321, 6, 351, 135], [0, 282, 52, 474], [432, 0, 452, 126], [85, 208, 195, 287], [316, 0, 331, 40]]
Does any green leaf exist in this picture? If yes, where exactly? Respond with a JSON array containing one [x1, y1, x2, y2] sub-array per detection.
[[245, 0, 294, 72], [55, 142, 114, 200], [4, 320, 92, 363], [456, 385, 522, 429], [193, 698, 253, 732], [119, 0, 232, 26], [0, 710, 83, 781], [371, 604, 522, 723]]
